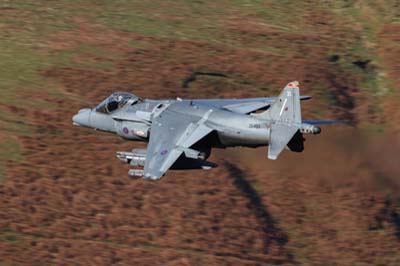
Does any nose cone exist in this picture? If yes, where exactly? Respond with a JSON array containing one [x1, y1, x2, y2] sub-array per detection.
[[72, 108, 91, 127]]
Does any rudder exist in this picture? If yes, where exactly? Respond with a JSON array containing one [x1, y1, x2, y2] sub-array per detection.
[[258, 81, 301, 124]]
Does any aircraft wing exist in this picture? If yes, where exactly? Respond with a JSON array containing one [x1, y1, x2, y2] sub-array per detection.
[[143, 105, 213, 180], [186, 96, 311, 114], [222, 101, 272, 114]]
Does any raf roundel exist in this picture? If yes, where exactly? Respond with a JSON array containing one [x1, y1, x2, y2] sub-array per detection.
[[122, 127, 129, 134]]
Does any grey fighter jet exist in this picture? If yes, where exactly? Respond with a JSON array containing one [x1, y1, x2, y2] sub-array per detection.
[[72, 81, 337, 180]]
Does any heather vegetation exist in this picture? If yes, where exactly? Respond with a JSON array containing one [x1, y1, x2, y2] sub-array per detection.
[[0, 1, 399, 265]]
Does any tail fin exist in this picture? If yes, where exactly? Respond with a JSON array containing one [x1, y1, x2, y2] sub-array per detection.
[[258, 81, 301, 123], [257, 81, 302, 160], [268, 123, 299, 159]]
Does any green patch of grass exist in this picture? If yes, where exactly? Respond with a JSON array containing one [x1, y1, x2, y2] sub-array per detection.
[[0, 167, 4, 184], [0, 40, 49, 94], [0, 120, 32, 136], [74, 0, 304, 46], [334, 42, 381, 95], [45, 85, 88, 104], [0, 108, 32, 135], [0, 1, 121, 100], [0, 6, 119, 163], [128, 39, 154, 50], [331, 1, 394, 97], [46, 43, 120, 70], [230, 0, 311, 30], [360, 68, 380, 93], [89, 1, 205, 38], [186, 75, 263, 97], [0, 1, 75, 33], [71, 44, 120, 70], [0, 138, 23, 162], [0, 138, 23, 182], [0, 230, 23, 245], [249, 180, 262, 194]]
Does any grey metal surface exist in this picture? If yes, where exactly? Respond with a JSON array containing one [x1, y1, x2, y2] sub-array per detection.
[[143, 105, 213, 179], [72, 81, 336, 179]]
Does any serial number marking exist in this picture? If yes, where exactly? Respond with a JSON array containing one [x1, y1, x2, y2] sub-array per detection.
[[250, 123, 266, 129], [249, 123, 268, 129], [249, 123, 261, 129]]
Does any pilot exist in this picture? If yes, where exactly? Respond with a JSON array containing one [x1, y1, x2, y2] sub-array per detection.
[[107, 96, 119, 113]]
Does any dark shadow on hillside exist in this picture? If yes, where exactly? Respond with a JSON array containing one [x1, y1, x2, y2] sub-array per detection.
[[224, 162, 292, 259], [327, 73, 356, 125], [182, 72, 228, 88], [370, 199, 400, 241]]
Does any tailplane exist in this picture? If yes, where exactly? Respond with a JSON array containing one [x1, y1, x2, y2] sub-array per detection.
[[255, 81, 342, 160]]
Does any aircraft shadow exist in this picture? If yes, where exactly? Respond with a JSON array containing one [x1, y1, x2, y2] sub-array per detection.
[[224, 162, 292, 258]]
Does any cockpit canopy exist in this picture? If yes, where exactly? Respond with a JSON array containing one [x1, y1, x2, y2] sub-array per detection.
[[95, 92, 140, 114]]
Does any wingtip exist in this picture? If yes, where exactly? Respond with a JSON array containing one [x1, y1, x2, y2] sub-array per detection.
[[267, 154, 278, 160]]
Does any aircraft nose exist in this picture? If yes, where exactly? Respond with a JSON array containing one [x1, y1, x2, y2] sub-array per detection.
[[72, 108, 91, 127]]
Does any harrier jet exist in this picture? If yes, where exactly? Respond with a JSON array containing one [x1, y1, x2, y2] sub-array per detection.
[[73, 81, 337, 180]]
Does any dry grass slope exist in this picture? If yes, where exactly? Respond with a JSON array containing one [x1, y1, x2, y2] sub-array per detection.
[[0, 1, 399, 265]]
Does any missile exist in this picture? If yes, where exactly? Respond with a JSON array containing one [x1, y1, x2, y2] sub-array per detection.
[[116, 149, 146, 166], [128, 169, 144, 177]]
